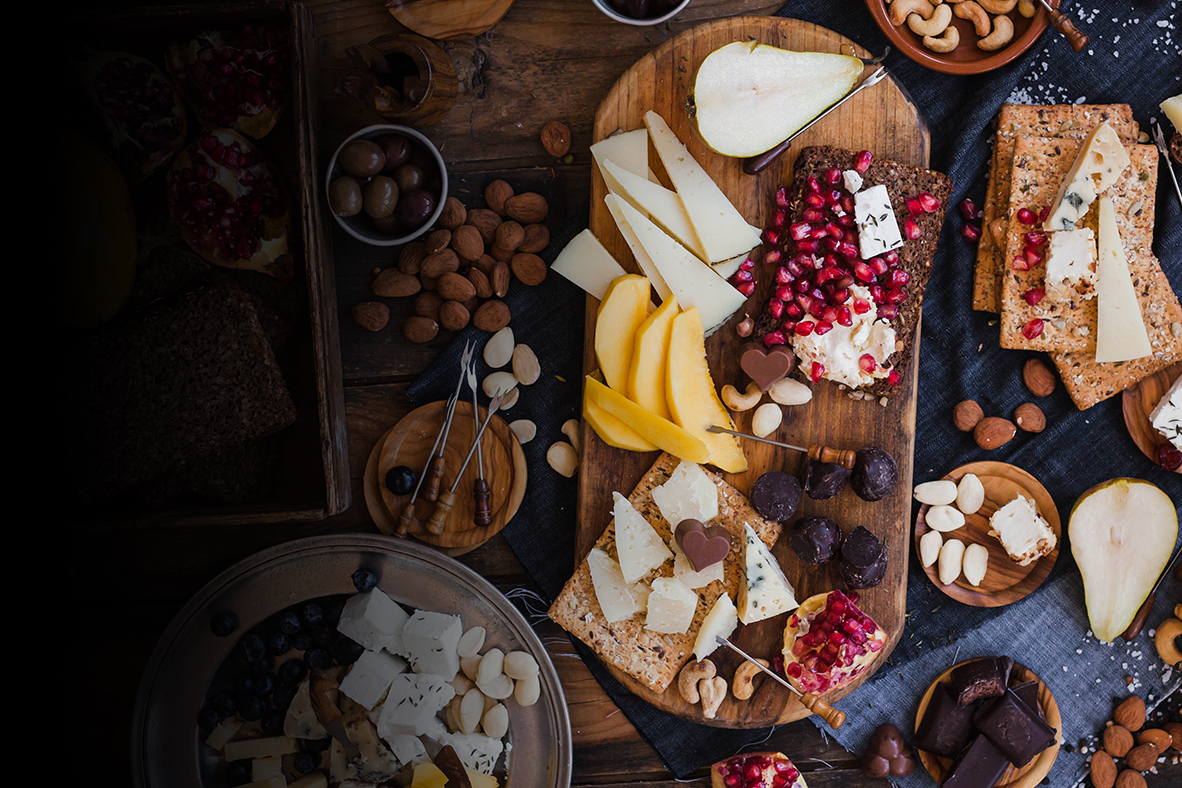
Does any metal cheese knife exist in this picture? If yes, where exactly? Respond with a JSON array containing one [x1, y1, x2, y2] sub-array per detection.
[[1152, 120, 1182, 208], [715, 637, 845, 729]]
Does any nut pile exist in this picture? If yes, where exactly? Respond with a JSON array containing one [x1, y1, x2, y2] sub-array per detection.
[[886, 0, 1035, 55], [677, 658, 728, 719], [915, 474, 989, 586], [952, 358, 1054, 449], [1087, 694, 1181, 788]]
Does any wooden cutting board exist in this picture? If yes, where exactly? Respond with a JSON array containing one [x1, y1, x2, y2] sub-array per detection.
[[575, 16, 930, 727]]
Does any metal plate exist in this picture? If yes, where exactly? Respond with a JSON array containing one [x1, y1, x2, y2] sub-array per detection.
[[132, 534, 573, 788]]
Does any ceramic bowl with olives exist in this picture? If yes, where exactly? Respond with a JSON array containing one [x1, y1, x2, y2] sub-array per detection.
[[325, 124, 447, 246], [590, 0, 690, 25]]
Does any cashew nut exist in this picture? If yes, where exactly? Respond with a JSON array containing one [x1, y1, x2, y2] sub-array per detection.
[[888, 0, 935, 27], [924, 25, 961, 53], [1018, 0, 1036, 17], [721, 381, 762, 412], [700, 676, 727, 719], [908, 3, 953, 37], [677, 659, 717, 704], [732, 659, 768, 701], [953, 0, 991, 36], [1155, 618, 1182, 668], [977, 0, 1016, 12], [978, 14, 1014, 50]]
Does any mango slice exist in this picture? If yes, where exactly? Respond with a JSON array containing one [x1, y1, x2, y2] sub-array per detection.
[[627, 295, 679, 420], [584, 395, 657, 452], [595, 274, 651, 393], [584, 376, 710, 463]]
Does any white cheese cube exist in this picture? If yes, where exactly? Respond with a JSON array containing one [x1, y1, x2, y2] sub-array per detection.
[[1044, 121, 1132, 231], [375, 673, 455, 739], [737, 523, 798, 624], [440, 731, 505, 775], [1045, 228, 1097, 302], [613, 491, 672, 584], [401, 610, 463, 679], [842, 169, 863, 194], [337, 589, 410, 655], [650, 461, 719, 529], [252, 757, 283, 781], [644, 576, 698, 634], [854, 184, 903, 260], [693, 592, 738, 662], [284, 677, 329, 738], [223, 735, 299, 762], [670, 538, 724, 589], [389, 733, 428, 768], [339, 648, 408, 710], [1150, 375, 1182, 450], [988, 496, 1057, 566], [586, 548, 641, 622], [204, 716, 244, 750]]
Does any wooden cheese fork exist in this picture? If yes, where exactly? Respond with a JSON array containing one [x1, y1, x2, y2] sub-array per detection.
[[716, 637, 845, 729]]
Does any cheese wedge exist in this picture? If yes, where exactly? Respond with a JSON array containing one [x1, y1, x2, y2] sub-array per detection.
[[650, 459, 719, 526], [737, 523, 797, 624], [628, 295, 679, 420], [583, 376, 711, 463], [710, 253, 748, 281], [693, 592, 737, 662], [611, 197, 748, 334], [551, 229, 627, 300], [645, 576, 698, 634], [605, 193, 672, 300], [643, 111, 762, 262], [1162, 94, 1182, 134], [1043, 121, 1132, 232], [1094, 196, 1152, 362], [613, 491, 672, 584], [586, 548, 641, 622], [602, 159, 709, 261], [591, 128, 655, 183]]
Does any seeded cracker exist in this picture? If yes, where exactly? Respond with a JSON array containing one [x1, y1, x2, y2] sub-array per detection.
[[973, 104, 1137, 312], [548, 453, 781, 693]]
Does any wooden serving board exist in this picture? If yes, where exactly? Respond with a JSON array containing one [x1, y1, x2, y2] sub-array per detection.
[[575, 16, 931, 727]]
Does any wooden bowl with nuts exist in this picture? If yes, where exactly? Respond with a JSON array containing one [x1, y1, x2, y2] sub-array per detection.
[[865, 0, 1056, 75]]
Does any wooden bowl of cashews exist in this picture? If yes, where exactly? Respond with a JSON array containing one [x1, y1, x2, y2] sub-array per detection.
[[865, 0, 1056, 75]]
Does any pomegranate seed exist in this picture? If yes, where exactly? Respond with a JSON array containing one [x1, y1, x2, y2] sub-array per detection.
[[789, 222, 812, 241], [886, 287, 907, 304], [919, 192, 941, 213], [776, 186, 791, 207], [878, 304, 899, 320], [795, 239, 820, 254], [785, 302, 803, 319], [853, 298, 871, 315], [823, 238, 840, 253], [1023, 287, 1046, 306], [768, 298, 785, 319], [1016, 207, 1036, 225], [959, 198, 979, 221], [830, 287, 850, 304], [837, 242, 860, 260], [838, 213, 856, 227], [736, 281, 755, 297], [1012, 256, 1030, 271], [785, 661, 801, 678], [841, 195, 855, 214], [809, 301, 827, 319], [787, 259, 808, 277], [850, 630, 868, 645], [764, 228, 783, 245], [869, 285, 886, 303], [886, 269, 910, 287], [825, 189, 842, 207], [825, 221, 844, 239], [763, 330, 787, 346], [961, 222, 982, 243], [836, 306, 852, 326], [773, 761, 791, 775], [1024, 230, 1047, 246], [795, 321, 814, 336], [853, 150, 873, 173], [811, 227, 831, 241], [853, 262, 875, 283], [805, 192, 825, 208], [740, 257, 755, 272], [795, 279, 811, 294], [775, 266, 792, 285], [887, 368, 902, 385], [771, 208, 788, 228], [775, 285, 793, 301], [803, 207, 825, 223], [807, 176, 821, 194], [1157, 443, 1182, 471], [869, 257, 890, 276], [1025, 248, 1043, 266], [745, 764, 762, 782], [726, 776, 742, 788], [903, 218, 921, 240], [815, 267, 841, 284], [758, 757, 773, 769], [1022, 318, 1044, 339], [733, 269, 753, 283], [781, 319, 797, 333], [810, 362, 825, 382], [825, 167, 842, 185], [1039, 205, 1051, 222], [906, 196, 923, 216]]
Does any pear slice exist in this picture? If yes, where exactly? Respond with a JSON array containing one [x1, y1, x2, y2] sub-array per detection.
[[692, 42, 862, 158], [1069, 479, 1178, 642]]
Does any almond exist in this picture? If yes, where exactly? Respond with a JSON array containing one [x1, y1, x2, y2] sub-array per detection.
[[495, 220, 525, 252], [451, 225, 485, 262], [485, 180, 514, 215], [1164, 722, 1182, 751], [540, 120, 571, 157], [492, 262, 510, 297], [1014, 402, 1046, 433], [424, 228, 451, 254], [420, 273, 439, 291], [519, 223, 549, 253], [466, 208, 502, 244], [1023, 357, 1057, 397], [439, 196, 466, 230], [511, 252, 548, 286], [490, 241, 515, 264], [1103, 725, 1134, 758], [439, 300, 470, 332], [403, 316, 439, 343], [351, 301, 389, 331], [438, 272, 476, 302], [504, 192, 548, 224], [468, 267, 493, 299], [1114, 771, 1146, 788], [953, 399, 984, 431], [421, 249, 460, 278], [1114, 696, 1146, 732], [511, 344, 540, 385], [1090, 751, 1117, 788], [398, 241, 427, 275], [473, 300, 511, 332], [372, 269, 421, 298], [1136, 728, 1173, 753], [474, 254, 498, 275], [973, 416, 1016, 450], [413, 291, 443, 320], [1124, 743, 1157, 771]]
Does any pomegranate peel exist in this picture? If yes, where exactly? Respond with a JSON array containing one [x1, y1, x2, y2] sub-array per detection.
[[710, 752, 806, 788], [782, 590, 886, 694]]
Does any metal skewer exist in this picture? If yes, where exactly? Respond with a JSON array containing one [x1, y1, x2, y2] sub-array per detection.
[[1152, 121, 1182, 208], [422, 342, 475, 503], [466, 359, 492, 528], [1120, 544, 1182, 641], [715, 637, 845, 729], [425, 394, 504, 534], [707, 425, 857, 469], [1037, 0, 1088, 52]]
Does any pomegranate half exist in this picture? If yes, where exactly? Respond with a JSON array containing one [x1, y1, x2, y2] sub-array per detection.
[[781, 589, 886, 694], [711, 752, 806, 788], [166, 128, 292, 278]]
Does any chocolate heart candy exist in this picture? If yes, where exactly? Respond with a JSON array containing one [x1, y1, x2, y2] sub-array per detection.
[[740, 343, 795, 391], [674, 518, 732, 572]]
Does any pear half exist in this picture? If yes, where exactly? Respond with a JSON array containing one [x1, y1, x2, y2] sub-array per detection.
[[691, 42, 863, 158], [1069, 479, 1178, 642]]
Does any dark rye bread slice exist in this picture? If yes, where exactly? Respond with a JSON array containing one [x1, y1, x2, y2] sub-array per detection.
[[72, 280, 296, 503], [759, 146, 952, 397]]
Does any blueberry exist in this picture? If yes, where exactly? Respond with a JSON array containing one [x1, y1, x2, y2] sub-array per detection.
[[305, 648, 331, 670], [272, 685, 297, 710], [352, 569, 378, 593], [300, 603, 323, 628], [239, 633, 266, 663], [311, 625, 336, 648], [197, 708, 219, 731], [385, 465, 417, 496], [293, 633, 313, 652], [238, 695, 266, 721], [332, 637, 365, 666], [267, 632, 291, 657], [210, 610, 239, 637], [260, 710, 285, 736], [277, 658, 306, 686], [254, 674, 276, 698], [226, 760, 252, 786], [248, 656, 274, 678], [233, 674, 255, 696], [278, 610, 302, 636], [212, 690, 237, 717], [304, 737, 332, 753], [293, 752, 316, 774]]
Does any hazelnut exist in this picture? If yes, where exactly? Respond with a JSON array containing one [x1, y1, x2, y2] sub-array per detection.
[[953, 399, 984, 431], [540, 120, 572, 157], [1014, 402, 1046, 433]]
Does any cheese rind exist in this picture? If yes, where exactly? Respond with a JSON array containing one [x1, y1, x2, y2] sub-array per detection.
[[1094, 196, 1152, 363], [650, 460, 720, 528], [613, 491, 673, 584], [550, 229, 628, 300], [853, 184, 904, 259], [644, 576, 699, 634], [586, 547, 641, 622], [1045, 228, 1097, 302], [692, 592, 737, 661], [1043, 121, 1132, 231], [602, 159, 709, 261], [1150, 375, 1182, 450], [737, 523, 797, 624]]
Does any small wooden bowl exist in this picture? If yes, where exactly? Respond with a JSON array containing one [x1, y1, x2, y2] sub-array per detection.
[[864, 1, 1054, 75], [387, 0, 515, 40], [1122, 361, 1181, 474], [915, 660, 1061, 788], [915, 462, 1060, 607]]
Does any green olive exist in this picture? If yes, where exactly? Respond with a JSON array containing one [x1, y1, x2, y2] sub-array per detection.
[[328, 177, 363, 216], [393, 163, 425, 193], [339, 140, 386, 178], [363, 176, 400, 219], [372, 212, 405, 235]]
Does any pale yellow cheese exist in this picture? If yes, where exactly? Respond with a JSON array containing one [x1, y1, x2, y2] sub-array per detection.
[[604, 194, 672, 300], [1094, 196, 1151, 362], [223, 735, 300, 762], [645, 576, 698, 634], [204, 717, 244, 751], [613, 491, 673, 584], [602, 159, 709, 261], [1162, 94, 1182, 134], [550, 229, 628, 300], [1043, 121, 1132, 231], [591, 129, 654, 183], [693, 592, 737, 661], [586, 548, 641, 622]]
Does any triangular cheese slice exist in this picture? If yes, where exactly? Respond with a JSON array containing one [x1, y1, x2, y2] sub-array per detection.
[[591, 129, 655, 183], [602, 159, 709, 261], [650, 460, 720, 526], [643, 111, 762, 262], [1094, 196, 1152, 362], [586, 548, 641, 623], [645, 576, 698, 634], [604, 193, 672, 300], [710, 253, 748, 281], [1043, 121, 1132, 231], [612, 491, 672, 584], [737, 523, 797, 624], [550, 229, 627, 300], [693, 593, 737, 662]]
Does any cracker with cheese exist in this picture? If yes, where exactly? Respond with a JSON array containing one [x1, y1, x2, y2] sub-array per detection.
[[998, 139, 1160, 353], [548, 453, 781, 693], [973, 104, 1137, 312]]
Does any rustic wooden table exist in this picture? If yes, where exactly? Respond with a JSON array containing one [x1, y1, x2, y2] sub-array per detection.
[[74, 1, 1179, 785]]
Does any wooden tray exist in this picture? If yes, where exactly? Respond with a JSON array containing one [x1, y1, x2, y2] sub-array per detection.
[[364, 400, 526, 554], [915, 462, 1060, 608], [915, 660, 1062, 788], [1122, 361, 1182, 474], [574, 16, 931, 727], [386, 0, 514, 40]]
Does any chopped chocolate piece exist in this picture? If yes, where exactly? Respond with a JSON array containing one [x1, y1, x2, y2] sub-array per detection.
[[801, 459, 851, 499], [751, 471, 802, 522], [950, 656, 1013, 705], [973, 688, 1056, 768], [851, 447, 899, 501], [789, 516, 840, 564], [1010, 680, 1045, 722], [942, 734, 1009, 788], [839, 550, 887, 589], [915, 684, 979, 760], [841, 526, 884, 568]]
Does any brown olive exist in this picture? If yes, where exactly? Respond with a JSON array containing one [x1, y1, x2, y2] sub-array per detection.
[[328, 176, 363, 216], [363, 176, 400, 219], [395, 189, 436, 230], [378, 135, 412, 170], [339, 140, 386, 178], [393, 163, 425, 192], [372, 212, 405, 235]]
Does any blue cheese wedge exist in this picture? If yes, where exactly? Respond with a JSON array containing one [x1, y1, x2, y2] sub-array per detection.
[[440, 731, 504, 775], [586, 548, 641, 622], [650, 460, 719, 528], [613, 491, 672, 584], [401, 610, 463, 680], [1150, 374, 1182, 450], [1045, 228, 1097, 302], [337, 588, 410, 655], [854, 184, 903, 260], [346, 715, 402, 783], [338, 648, 408, 710], [644, 576, 698, 634], [1044, 121, 1132, 231], [737, 523, 797, 624], [285, 676, 331, 738], [692, 592, 737, 661], [988, 496, 1057, 567], [375, 673, 456, 738]]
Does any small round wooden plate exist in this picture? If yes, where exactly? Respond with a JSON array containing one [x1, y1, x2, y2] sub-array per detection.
[[363, 400, 526, 555], [1122, 361, 1181, 474], [387, 0, 514, 40], [915, 660, 1061, 788], [915, 462, 1060, 608]]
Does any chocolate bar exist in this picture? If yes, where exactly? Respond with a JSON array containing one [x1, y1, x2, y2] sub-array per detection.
[[942, 734, 1009, 788], [1010, 680, 1045, 722], [915, 683, 979, 760], [973, 689, 1056, 767], [950, 657, 1013, 705]]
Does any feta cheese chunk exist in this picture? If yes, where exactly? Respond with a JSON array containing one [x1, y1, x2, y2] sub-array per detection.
[[613, 491, 672, 584], [339, 648, 408, 710], [1044, 121, 1132, 231], [854, 184, 904, 259], [375, 673, 456, 739], [791, 285, 896, 389], [988, 496, 1057, 566], [337, 588, 410, 655], [1045, 228, 1097, 302], [401, 610, 463, 679], [644, 576, 698, 634], [586, 548, 641, 622], [1150, 375, 1182, 450], [439, 731, 504, 775], [842, 169, 864, 194], [389, 734, 428, 768], [650, 461, 719, 529], [737, 523, 798, 624]]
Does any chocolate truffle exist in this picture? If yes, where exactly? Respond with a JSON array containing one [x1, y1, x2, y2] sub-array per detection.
[[800, 459, 851, 499], [851, 447, 898, 501], [789, 516, 840, 564], [751, 471, 802, 522], [841, 526, 884, 568]]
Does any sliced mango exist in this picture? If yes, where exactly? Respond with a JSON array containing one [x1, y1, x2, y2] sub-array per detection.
[[627, 295, 679, 419], [584, 394, 658, 452], [595, 274, 652, 393], [584, 376, 710, 463], [666, 307, 747, 473], [411, 762, 498, 788]]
